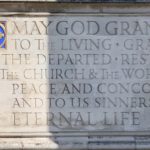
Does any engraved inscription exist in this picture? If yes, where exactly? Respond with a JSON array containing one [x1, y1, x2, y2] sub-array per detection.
[[0, 16, 150, 133]]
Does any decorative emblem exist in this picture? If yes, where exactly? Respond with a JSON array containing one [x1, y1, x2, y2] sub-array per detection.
[[0, 22, 6, 49]]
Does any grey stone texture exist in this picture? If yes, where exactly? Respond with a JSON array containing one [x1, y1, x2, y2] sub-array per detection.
[[0, 0, 150, 2], [57, 0, 150, 2], [0, 1, 149, 150]]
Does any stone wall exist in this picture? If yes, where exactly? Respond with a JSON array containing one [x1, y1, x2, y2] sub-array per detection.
[[0, 2, 149, 150]]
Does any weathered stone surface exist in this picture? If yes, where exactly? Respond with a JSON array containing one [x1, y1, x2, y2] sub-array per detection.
[[1, 16, 150, 135], [0, 15, 149, 147], [0, 0, 150, 2], [1, 136, 150, 149], [0, 3, 150, 149], [54, 0, 150, 2]]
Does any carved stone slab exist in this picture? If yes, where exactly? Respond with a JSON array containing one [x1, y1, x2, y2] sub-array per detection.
[[0, 16, 150, 137]]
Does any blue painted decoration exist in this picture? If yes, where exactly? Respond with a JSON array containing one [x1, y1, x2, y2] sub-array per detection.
[[0, 23, 6, 49]]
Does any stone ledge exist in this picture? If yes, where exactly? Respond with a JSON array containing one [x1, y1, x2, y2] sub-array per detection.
[[0, 0, 150, 2], [0, 136, 150, 150], [0, 3, 150, 13]]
